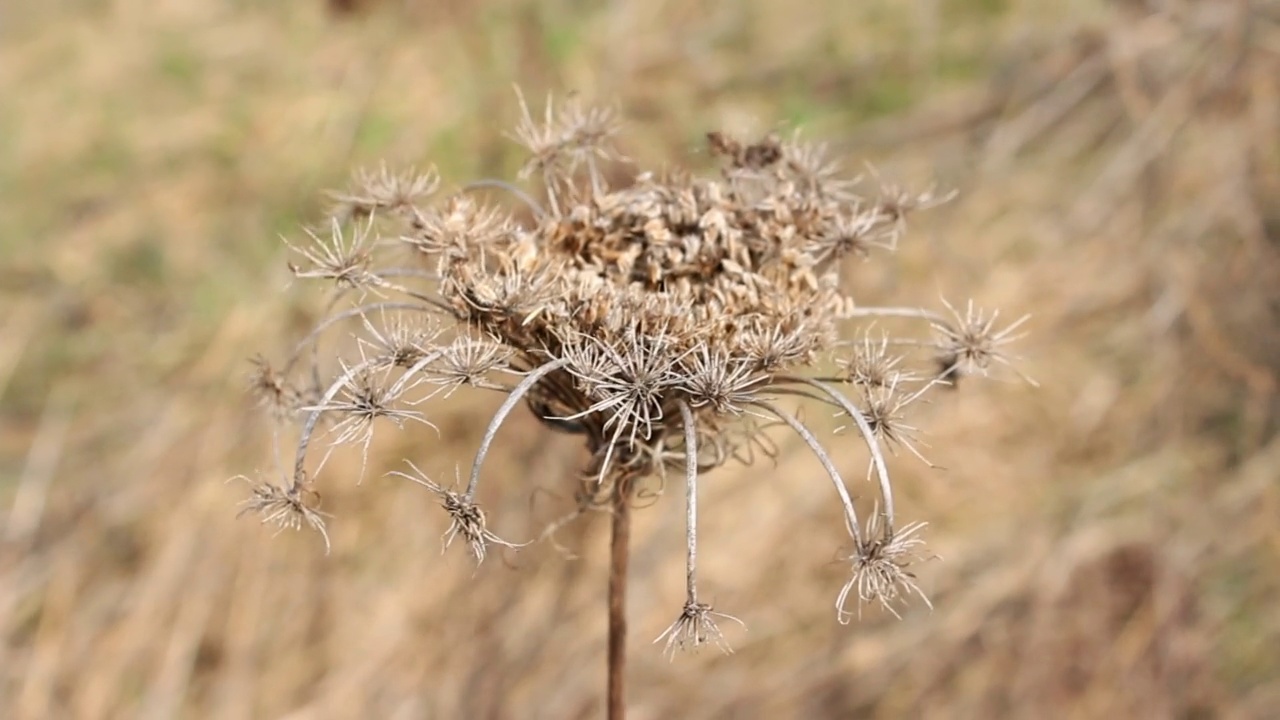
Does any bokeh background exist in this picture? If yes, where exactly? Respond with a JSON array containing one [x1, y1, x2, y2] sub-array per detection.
[[2, 0, 1279, 717]]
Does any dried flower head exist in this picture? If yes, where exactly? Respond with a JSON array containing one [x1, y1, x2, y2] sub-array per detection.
[[840, 328, 917, 388], [388, 461, 525, 565], [406, 194, 515, 258], [239, 90, 1031, 655], [429, 335, 514, 394], [356, 311, 440, 370], [248, 355, 303, 420], [845, 377, 935, 469], [301, 360, 436, 479], [837, 512, 935, 622], [234, 473, 332, 554], [679, 346, 769, 416], [932, 297, 1037, 386], [654, 600, 746, 659], [330, 162, 441, 219], [284, 215, 380, 290]]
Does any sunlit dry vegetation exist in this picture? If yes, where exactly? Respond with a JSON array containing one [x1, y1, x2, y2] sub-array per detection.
[[1, 0, 1278, 718]]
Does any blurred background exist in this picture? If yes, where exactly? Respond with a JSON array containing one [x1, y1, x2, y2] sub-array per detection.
[[2, 0, 1279, 717]]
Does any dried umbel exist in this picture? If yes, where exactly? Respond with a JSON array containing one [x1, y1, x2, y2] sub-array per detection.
[[241, 92, 1030, 654]]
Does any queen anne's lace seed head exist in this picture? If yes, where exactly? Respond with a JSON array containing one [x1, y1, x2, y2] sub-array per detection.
[[239, 91, 1032, 650]]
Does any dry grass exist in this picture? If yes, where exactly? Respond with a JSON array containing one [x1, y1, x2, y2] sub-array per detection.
[[2, 0, 1278, 718]]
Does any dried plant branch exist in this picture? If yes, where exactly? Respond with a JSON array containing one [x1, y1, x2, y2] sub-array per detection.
[[466, 357, 571, 500], [608, 472, 632, 720], [754, 400, 863, 543], [679, 402, 699, 603], [388, 461, 527, 565], [775, 377, 897, 531], [655, 401, 744, 658]]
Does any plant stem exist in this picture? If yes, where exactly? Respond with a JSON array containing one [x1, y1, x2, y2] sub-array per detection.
[[607, 474, 631, 720]]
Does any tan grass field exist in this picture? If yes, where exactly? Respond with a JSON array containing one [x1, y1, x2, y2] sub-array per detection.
[[2, 1, 1279, 717]]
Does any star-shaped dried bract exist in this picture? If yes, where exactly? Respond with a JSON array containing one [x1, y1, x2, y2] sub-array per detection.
[[837, 512, 935, 623], [302, 360, 437, 480], [511, 88, 621, 182], [654, 600, 746, 659], [329, 163, 440, 219], [780, 132, 859, 202], [283, 215, 381, 290], [388, 462, 526, 566], [932, 297, 1038, 386], [428, 335, 515, 394], [844, 377, 936, 470], [406, 195, 514, 257], [234, 474, 333, 554], [866, 169, 958, 250], [839, 328, 917, 388], [679, 346, 769, 416], [248, 355, 303, 421], [356, 311, 440, 370]]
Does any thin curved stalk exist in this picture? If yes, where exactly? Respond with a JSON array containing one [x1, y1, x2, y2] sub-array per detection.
[[753, 400, 862, 542], [387, 286, 455, 314], [373, 267, 441, 282], [462, 179, 548, 221], [292, 356, 386, 482], [465, 358, 570, 500], [777, 377, 896, 532], [677, 401, 699, 603], [764, 385, 844, 410], [847, 306, 947, 324]]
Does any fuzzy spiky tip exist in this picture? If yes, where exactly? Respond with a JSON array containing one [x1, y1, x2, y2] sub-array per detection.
[[234, 474, 332, 554], [388, 462, 526, 566], [932, 297, 1038, 387], [654, 601, 746, 659], [837, 517, 935, 623]]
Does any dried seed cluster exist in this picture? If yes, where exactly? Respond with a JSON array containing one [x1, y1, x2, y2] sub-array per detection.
[[241, 91, 1030, 653]]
